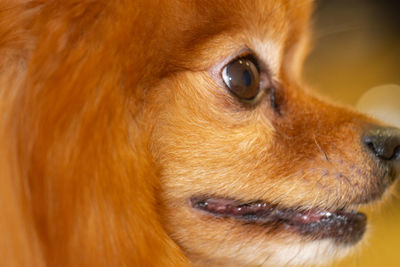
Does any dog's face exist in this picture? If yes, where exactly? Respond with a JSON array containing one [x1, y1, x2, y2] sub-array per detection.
[[136, 0, 400, 266], [3, 0, 399, 266]]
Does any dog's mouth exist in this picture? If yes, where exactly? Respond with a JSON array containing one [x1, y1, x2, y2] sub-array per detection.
[[191, 197, 367, 245]]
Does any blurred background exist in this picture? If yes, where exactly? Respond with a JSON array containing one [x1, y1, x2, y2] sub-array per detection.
[[304, 0, 400, 266]]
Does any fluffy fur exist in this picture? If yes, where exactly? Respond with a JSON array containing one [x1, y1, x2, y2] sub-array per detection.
[[0, 0, 395, 266]]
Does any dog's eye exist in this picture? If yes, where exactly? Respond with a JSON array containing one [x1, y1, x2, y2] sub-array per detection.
[[222, 57, 260, 100]]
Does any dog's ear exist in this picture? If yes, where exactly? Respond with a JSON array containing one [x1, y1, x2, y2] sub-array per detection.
[[282, 1, 314, 83], [0, 1, 187, 266], [284, 29, 312, 82]]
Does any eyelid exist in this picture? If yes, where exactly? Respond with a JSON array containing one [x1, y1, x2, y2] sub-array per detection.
[[226, 52, 261, 72], [241, 57, 261, 74]]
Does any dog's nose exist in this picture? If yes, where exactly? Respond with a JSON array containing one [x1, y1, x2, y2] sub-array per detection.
[[363, 126, 400, 161]]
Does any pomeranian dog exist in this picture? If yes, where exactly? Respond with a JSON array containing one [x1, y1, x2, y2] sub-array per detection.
[[1, 0, 399, 266]]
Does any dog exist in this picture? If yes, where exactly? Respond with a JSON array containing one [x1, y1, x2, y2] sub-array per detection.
[[1, 0, 399, 266]]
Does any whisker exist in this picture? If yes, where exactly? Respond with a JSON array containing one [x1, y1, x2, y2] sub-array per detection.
[[314, 134, 329, 162]]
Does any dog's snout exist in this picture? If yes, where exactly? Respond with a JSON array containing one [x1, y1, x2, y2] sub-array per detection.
[[363, 126, 400, 162]]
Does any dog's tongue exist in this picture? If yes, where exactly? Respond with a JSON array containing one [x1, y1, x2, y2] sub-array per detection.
[[192, 197, 367, 245]]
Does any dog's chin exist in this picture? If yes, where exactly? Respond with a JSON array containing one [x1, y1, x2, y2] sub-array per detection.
[[189, 239, 353, 267], [239, 239, 354, 267], [189, 196, 367, 266]]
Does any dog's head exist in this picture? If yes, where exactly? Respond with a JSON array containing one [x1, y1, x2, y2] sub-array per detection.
[[4, 0, 400, 266], [136, 0, 400, 266]]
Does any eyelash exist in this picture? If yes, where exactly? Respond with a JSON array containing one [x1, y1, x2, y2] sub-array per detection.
[[232, 54, 261, 71]]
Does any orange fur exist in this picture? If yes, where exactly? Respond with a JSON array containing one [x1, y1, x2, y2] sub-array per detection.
[[0, 0, 396, 266]]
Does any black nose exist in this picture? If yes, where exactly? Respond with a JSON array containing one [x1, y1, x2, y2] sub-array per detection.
[[363, 126, 400, 161]]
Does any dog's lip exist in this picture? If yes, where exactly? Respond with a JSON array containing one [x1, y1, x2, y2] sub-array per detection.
[[191, 197, 367, 245]]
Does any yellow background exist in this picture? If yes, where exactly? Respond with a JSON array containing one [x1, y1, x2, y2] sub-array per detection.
[[304, 1, 400, 266]]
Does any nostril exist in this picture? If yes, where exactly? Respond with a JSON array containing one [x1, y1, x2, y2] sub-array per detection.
[[363, 126, 400, 161], [394, 146, 400, 160], [363, 137, 376, 154]]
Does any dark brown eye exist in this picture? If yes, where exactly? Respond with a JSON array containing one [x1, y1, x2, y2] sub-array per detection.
[[222, 57, 260, 100]]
